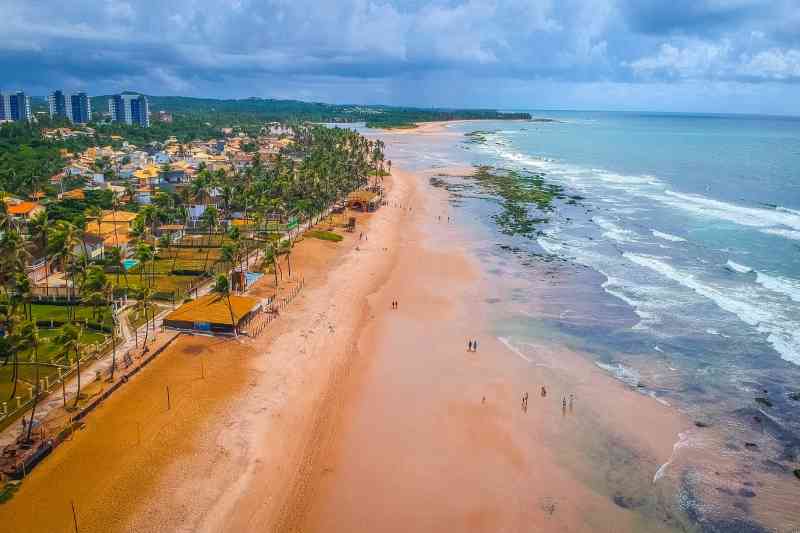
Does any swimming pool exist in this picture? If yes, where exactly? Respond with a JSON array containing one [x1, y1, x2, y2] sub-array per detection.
[[122, 259, 139, 270], [245, 272, 263, 287]]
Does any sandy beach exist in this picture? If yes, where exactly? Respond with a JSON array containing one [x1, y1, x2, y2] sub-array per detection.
[[1, 130, 692, 533]]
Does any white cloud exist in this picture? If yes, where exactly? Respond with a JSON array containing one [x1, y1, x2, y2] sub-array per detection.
[[738, 48, 800, 80]]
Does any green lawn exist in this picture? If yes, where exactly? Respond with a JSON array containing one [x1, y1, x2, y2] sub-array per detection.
[[0, 327, 108, 403], [306, 230, 343, 242], [31, 304, 113, 327]]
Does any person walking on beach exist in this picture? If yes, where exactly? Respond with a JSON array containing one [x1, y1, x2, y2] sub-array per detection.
[[562, 396, 567, 415], [474, 340, 478, 352], [541, 385, 547, 398], [468, 340, 473, 351], [522, 392, 529, 412], [569, 394, 575, 412]]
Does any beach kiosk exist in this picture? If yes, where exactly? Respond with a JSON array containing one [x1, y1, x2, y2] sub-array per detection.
[[346, 190, 380, 212], [163, 293, 260, 335]]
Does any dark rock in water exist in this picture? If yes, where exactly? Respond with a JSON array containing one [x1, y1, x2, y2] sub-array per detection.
[[794, 469, 800, 480], [612, 493, 644, 509], [744, 442, 759, 450], [762, 459, 786, 473], [789, 392, 800, 401], [754, 397, 773, 408], [695, 421, 710, 428], [739, 488, 757, 498]]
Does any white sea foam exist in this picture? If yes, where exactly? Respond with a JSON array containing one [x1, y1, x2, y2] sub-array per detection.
[[652, 230, 686, 242], [498, 336, 533, 363], [755, 272, 800, 303], [660, 190, 800, 231], [725, 260, 753, 274], [593, 216, 639, 243], [654, 432, 690, 484], [600, 275, 659, 329], [536, 237, 563, 256], [624, 253, 800, 365], [595, 361, 641, 387], [760, 228, 800, 241]]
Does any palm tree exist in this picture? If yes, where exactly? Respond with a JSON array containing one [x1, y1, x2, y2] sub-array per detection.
[[19, 321, 40, 442], [279, 239, 293, 279], [200, 206, 219, 272], [134, 243, 153, 286], [29, 209, 52, 293], [212, 274, 238, 337], [54, 324, 83, 408], [86, 205, 103, 238], [136, 286, 154, 347], [49, 221, 81, 320], [123, 181, 137, 204]]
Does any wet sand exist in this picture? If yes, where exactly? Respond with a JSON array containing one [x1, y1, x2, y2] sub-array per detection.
[[296, 166, 689, 532]]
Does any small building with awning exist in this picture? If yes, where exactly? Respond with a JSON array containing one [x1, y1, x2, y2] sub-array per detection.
[[163, 293, 261, 335], [346, 190, 380, 212]]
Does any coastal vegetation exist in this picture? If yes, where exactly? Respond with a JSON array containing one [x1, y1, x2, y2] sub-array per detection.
[[0, 123, 382, 428], [306, 230, 343, 242]]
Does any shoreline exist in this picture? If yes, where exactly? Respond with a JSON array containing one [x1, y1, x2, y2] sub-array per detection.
[[295, 163, 689, 532]]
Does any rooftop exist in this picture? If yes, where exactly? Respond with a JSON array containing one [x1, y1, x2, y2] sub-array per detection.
[[165, 293, 259, 326], [7, 201, 41, 215]]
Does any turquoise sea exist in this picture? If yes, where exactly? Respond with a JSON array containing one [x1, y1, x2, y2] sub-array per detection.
[[361, 112, 800, 531]]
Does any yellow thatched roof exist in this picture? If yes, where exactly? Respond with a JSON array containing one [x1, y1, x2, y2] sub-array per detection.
[[165, 293, 259, 326], [347, 190, 378, 203]]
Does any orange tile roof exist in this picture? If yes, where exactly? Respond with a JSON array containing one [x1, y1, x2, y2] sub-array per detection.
[[165, 293, 259, 326], [7, 202, 41, 215], [101, 210, 138, 223], [61, 189, 85, 200], [103, 233, 132, 247]]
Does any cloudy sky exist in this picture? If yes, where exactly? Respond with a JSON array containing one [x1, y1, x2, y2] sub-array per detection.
[[2, 0, 799, 114]]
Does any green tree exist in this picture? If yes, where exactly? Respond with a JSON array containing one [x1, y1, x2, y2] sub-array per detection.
[[54, 324, 83, 408], [212, 274, 238, 337]]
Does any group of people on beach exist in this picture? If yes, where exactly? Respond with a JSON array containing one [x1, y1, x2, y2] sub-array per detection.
[[391, 300, 399, 310], [467, 339, 479, 352], [516, 387, 575, 415]]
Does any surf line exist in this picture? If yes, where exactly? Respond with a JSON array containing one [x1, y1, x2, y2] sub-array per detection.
[[653, 431, 689, 484], [498, 336, 533, 363]]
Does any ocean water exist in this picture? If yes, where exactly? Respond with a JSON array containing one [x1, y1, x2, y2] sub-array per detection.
[[360, 113, 800, 530]]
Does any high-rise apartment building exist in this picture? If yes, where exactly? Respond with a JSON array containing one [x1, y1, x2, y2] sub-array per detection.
[[108, 93, 149, 127], [0, 91, 32, 122], [49, 91, 92, 124]]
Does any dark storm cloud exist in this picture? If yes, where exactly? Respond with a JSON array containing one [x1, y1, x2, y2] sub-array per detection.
[[1, 0, 799, 112]]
